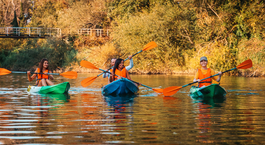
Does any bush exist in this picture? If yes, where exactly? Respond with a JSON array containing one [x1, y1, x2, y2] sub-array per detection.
[[111, 3, 196, 73], [77, 42, 121, 68], [1, 38, 77, 71]]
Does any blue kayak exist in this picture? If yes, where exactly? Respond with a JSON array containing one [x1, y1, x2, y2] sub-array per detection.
[[102, 78, 139, 96]]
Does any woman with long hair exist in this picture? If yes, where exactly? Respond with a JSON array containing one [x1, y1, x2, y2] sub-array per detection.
[[27, 58, 54, 86], [103, 55, 133, 84], [109, 58, 131, 83]]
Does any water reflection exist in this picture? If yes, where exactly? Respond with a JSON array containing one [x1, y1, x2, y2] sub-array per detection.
[[0, 74, 265, 144], [103, 94, 135, 140], [103, 94, 136, 107], [195, 102, 214, 143], [191, 95, 226, 108], [29, 93, 70, 107]]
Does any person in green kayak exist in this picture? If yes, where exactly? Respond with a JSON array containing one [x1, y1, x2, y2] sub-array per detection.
[[27, 58, 54, 86], [193, 56, 222, 88]]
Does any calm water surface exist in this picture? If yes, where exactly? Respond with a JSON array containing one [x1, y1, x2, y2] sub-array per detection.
[[0, 73, 264, 144]]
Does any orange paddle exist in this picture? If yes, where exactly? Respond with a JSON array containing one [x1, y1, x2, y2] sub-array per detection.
[[0, 68, 77, 79], [163, 59, 253, 96], [126, 41, 158, 60], [97, 41, 158, 76], [80, 60, 163, 94]]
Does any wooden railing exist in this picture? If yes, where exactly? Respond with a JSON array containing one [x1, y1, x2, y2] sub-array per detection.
[[0, 27, 110, 38], [0, 27, 61, 38], [78, 28, 110, 37]]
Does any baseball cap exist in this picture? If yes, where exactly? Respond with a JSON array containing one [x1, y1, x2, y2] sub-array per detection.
[[200, 56, 208, 62]]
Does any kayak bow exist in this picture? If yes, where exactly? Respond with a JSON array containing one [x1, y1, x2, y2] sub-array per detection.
[[190, 84, 226, 100], [27, 82, 70, 94], [102, 78, 139, 96]]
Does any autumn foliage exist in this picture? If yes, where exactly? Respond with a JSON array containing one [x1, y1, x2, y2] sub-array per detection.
[[0, 0, 264, 76]]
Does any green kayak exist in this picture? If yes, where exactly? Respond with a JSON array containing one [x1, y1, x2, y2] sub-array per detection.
[[190, 84, 226, 100], [27, 82, 70, 94]]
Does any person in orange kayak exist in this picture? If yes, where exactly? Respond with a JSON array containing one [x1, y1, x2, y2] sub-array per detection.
[[27, 58, 54, 86], [193, 56, 222, 88], [109, 58, 131, 83]]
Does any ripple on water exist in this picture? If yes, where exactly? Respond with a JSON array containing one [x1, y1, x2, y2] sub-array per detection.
[[0, 91, 23, 95], [0, 74, 265, 144]]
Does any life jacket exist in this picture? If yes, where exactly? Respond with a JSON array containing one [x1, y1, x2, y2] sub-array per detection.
[[198, 68, 212, 88], [37, 68, 49, 80], [110, 68, 127, 80]]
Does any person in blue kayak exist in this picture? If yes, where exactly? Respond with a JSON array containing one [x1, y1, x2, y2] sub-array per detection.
[[193, 56, 222, 88], [103, 55, 133, 83], [109, 58, 132, 83], [27, 58, 54, 86]]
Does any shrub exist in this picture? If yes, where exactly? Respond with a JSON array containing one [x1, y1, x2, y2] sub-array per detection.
[[1, 38, 77, 71]]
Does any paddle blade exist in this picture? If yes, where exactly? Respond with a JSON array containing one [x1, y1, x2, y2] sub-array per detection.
[[142, 41, 157, 51], [163, 86, 182, 96], [236, 59, 253, 69], [0, 68, 11, 76], [80, 60, 99, 70], [152, 88, 164, 94], [60, 71, 78, 79], [81, 76, 97, 87]]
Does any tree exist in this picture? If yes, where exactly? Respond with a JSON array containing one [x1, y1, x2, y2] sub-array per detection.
[[18, 2, 25, 27], [111, 2, 196, 73], [10, 11, 19, 27]]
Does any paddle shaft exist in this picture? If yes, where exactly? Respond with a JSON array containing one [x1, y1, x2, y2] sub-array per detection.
[[11, 71, 60, 75], [98, 50, 143, 76], [182, 67, 236, 87], [99, 68, 153, 89], [124, 50, 142, 61]]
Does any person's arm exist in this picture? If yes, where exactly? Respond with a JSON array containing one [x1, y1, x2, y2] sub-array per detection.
[[126, 70, 131, 80], [193, 71, 199, 82], [103, 72, 107, 78], [48, 71, 54, 80], [27, 70, 37, 82], [211, 69, 222, 82], [107, 75, 110, 84], [109, 72, 114, 83], [102, 70, 109, 78], [125, 55, 133, 71], [215, 72, 222, 82], [126, 70, 139, 86], [103, 70, 109, 78], [27, 71, 32, 82], [107, 70, 112, 83]]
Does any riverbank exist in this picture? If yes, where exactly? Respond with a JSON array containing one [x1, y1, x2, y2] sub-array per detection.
[[64, 62, 263, 77], [62, 42, 263, 77], [0, 38, 263, 77]]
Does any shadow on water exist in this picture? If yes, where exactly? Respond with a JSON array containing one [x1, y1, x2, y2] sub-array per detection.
[[190, 95, 226, 108], [43, 93, 70, 103], [28, 93, 70, 108], [103, 94, 137, 108]]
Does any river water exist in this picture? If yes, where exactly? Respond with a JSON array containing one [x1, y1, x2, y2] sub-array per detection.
[[0, 73, 264, 144]]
